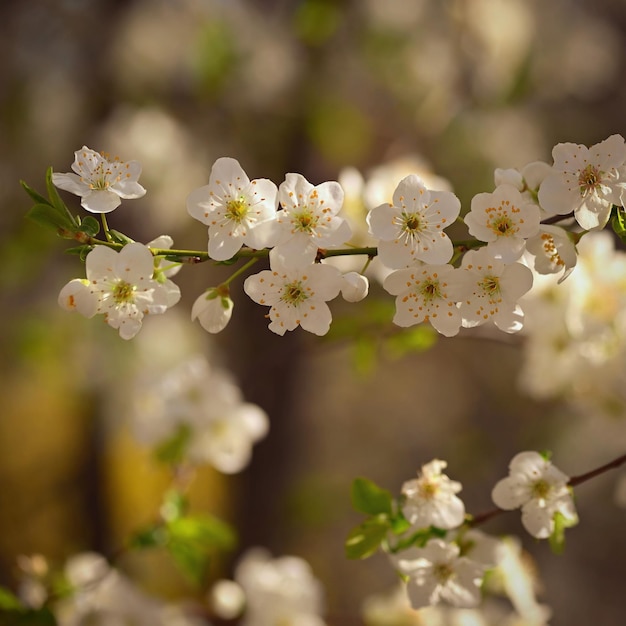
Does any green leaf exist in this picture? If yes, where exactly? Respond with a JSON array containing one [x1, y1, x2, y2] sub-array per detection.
[[153, 424, 192, 465], [166, 514, 237, 584], [20, 180, 50, 206], [390, 513, 411, 535], [25, 204, 74, 232], [108, 230, 135, 245], [611, 205, 626, 241], [78, 215, 100, 237], [345, 516, 389, 559], [45, 166, 76, 228], [64, 245, 94, 259], [128, 523, 167, 549], [0, 587, 21, 609], [351, 477, 393, 516]]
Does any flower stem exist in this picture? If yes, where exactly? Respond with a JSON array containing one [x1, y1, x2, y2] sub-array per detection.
[[568, 452, 626, 487], [100, 214, 113, 242], [222, 257, 260, 287]]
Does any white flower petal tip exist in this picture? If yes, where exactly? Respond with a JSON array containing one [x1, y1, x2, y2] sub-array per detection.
[[192, 289, 234, 334], [53, 146, 146, 214]]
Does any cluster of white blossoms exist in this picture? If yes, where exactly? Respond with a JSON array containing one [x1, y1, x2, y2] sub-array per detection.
[[386, 454, 576, 612], [132, 355, 268, 473], [52, 135, 626, 339], [210, 548, 327, 626]]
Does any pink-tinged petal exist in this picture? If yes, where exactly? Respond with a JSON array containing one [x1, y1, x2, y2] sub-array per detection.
[[81, 190, 122, 214], [367, 204, 401, 240], [52, 172, 89, 196]]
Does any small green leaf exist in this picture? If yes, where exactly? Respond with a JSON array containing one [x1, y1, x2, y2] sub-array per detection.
[[78, 215, 100, 237], [26, 203, 74, 232], [108, 230, 135, 245], [166, 514, 237, 584], [154, 424, 192, 465], [390, 513, 411, 535], [45, 166, 77, 228], [345, 516, 389, 559], [611, 205, 626, 240], [351, 477, 393, 516], [65, 245, 94, 259], [128, 523, 167, 549], [20, 180, 50, 206]]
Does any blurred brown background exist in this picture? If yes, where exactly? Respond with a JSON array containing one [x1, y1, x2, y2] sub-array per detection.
[[1, 1, 626, 624]]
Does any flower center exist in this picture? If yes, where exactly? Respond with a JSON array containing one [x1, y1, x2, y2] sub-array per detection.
[[226, 197, 249, 222], [293, 209, 318, 233], [531, 479, 551, 500], [479, 275, 500, 296], [433, 562, 454, 584], [281, 280, 308, 306], [419, 279, 441, 302], [418, 479, 439, 500], [402, 213, 422, 233], [491, 215, 514, 236], [112, 280, 135, 304], [578, 164, 601, 196]]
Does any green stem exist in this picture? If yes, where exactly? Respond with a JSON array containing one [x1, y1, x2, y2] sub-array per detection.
[[100, 214, 113, 242], [221, 257, 260, 287]]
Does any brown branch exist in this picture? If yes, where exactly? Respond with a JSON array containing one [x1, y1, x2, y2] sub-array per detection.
[[568, 453, 626, 487]]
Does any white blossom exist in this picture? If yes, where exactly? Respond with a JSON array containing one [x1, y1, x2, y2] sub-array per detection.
[[538, 134, 626, 230], [367, 174, 460, 268], [340, 271, 369, 302], [383, 263, 463, 337], [271, 172, 352, 269], [234, 548, 326, 626], [192, 288, 234, 334], [393, 539, 485, 610], [464, 184, 541, 262], [244, 255, 343, 336], [401, 459, 466, 529], [449, 247, 533, 333], [525, 224, 577, 281], [187, 157, 278, 261], [491, 451, 578, 539], [52, 146, 146, 213], [60, 243, 174, 340]]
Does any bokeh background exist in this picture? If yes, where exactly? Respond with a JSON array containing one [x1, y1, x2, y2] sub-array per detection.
[[1, 0, 626, 624]]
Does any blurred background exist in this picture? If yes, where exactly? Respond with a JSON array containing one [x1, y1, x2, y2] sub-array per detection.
[[1, 0, 626, 624]]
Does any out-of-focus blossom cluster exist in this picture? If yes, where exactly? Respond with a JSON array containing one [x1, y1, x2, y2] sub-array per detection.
[[132, 354, 268, 473]]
